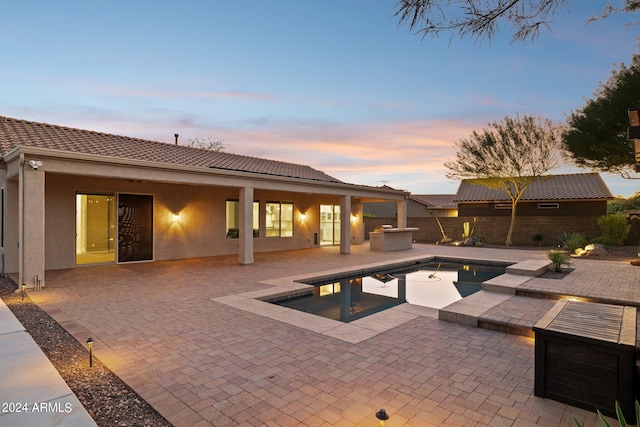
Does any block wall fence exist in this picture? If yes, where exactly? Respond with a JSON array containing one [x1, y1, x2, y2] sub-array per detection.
[[364, 216, 616, 247]]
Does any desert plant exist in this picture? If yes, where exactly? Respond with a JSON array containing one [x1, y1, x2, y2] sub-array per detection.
[[533, 234, 542, 247], [597, 213, 631, 246], [547, 250, 570, 272], [569, 400, 639, 426], [562, 232, 589, 253]]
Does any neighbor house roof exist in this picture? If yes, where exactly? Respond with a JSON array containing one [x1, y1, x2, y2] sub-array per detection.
[[454, 173, 613, 202], [410, 194, 457, 209], [0, 116, 342, 183]]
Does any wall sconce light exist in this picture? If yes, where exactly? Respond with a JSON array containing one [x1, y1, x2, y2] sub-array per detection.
[[300, 212, 307, 221], [375, 408, 389, 426], [172, 212, 180, 223], [86, 338, 94, 368], [351, 214, 358, 223]]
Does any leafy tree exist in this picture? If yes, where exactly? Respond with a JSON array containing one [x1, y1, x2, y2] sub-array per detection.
[[185, 136, 226, 152], [562, 53, 640, 179], [445, 115, 560, 246], [607, 191, 640, 213], [395, 0, 640, 43]]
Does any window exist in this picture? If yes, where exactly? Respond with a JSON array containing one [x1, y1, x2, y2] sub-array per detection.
[[226, 200, 259, 238], [494, 203, 512, 210], [538, 203, 559, 209], [266, 202, 293, 237]]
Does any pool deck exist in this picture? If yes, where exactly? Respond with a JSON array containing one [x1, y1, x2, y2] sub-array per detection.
[[9, 243, 640, 426]]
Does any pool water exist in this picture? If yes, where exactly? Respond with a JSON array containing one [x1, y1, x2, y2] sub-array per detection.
[[271, 261, 506, 323]]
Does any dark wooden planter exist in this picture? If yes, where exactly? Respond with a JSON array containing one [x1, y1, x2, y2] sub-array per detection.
[[533, 300, 637, 421]]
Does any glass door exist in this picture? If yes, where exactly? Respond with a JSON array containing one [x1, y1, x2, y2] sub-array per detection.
[[76, 194, 115, 265], [320, 204, 340, 246], [117, 194, 154, 262]]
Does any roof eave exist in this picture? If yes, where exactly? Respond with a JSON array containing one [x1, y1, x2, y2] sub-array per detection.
[[5, 146, 410, 198]]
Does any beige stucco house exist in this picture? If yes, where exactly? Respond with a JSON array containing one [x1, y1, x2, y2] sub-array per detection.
[[0, 116, 409, 288]]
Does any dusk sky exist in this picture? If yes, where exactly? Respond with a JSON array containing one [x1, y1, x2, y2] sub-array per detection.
[[2, 2, 639, 196]]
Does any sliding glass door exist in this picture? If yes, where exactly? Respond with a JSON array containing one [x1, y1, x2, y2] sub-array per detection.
[[320, 204, 340, 246], [76, 194, 115, 265]]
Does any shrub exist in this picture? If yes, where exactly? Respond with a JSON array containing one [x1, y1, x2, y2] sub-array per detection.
[[547, 250, 570, 272], [597, 213, 631, 246], [562, 232, 588, 253]]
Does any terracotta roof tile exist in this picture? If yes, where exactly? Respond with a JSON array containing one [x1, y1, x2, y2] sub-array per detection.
[[454, 173, 613, 202], [0, 116, 342, 183], [410, 194, 457, 208]]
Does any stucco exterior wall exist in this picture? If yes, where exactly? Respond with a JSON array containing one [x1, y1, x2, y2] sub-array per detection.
[[38, 174, 364, 271]]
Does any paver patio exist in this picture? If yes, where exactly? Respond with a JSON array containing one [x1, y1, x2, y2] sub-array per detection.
[[26, 244, 640, 426]]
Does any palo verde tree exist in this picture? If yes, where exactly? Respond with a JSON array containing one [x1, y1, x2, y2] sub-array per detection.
[[562, 52, 640, 179], [395, 0, 640, 43], [445, 115, 561, 246]]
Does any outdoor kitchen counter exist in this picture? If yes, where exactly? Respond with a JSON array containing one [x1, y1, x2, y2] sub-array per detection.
[[369, 227, 419, 252]]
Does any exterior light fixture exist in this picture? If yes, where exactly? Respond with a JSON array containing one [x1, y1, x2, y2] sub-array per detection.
[[86, 338, 94, 368], [172, 212, 180, 223], [300, 212, 306, 221], [375, 408, 389, 426], [21, 284, 26, 301], [28, 160, 43, 170], [351, 214, 358, 223]]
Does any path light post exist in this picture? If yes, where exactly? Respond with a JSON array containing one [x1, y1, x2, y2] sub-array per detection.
[[86, 338, 93, 367], [21, 284, 26, 302], [375, 408, 389, 426]]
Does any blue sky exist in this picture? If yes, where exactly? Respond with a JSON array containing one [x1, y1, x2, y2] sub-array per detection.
[[1, 1, 639, 196]]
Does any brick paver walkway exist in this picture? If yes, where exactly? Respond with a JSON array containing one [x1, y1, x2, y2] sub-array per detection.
[[27, 244, 639, 426]]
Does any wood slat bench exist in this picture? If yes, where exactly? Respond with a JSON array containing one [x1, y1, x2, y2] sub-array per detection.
[[533, 300, 637, 421]]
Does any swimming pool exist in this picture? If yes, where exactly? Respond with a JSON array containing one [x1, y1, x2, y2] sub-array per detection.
[[270, 259, 506, 323]]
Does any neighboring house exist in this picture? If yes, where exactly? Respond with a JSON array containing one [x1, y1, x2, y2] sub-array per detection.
[[451, 172, 614, 246], [410, 194, 458, 218], [454, 173, 613, 217], [365, 193, 457, 218], [366, 173, 614, 246], [0, 116, 409, 288]]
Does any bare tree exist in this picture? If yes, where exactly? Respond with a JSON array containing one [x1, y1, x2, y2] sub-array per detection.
[[185, 136, 226, 152], [395, 0, 639, 43], [445, 115, 561, 246]]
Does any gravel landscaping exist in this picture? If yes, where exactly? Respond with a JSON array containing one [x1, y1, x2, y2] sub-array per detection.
[[0, 277, 173, 427]]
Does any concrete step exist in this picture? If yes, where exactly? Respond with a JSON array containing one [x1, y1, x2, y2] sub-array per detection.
[[439, 290, 512, 327], [505, 259, 552, 276], [482, 273, 532, 295]]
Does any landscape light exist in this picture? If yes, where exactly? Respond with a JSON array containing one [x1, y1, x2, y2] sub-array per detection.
[[86, 338, 94, 368], [375, 408, 389, 427], [21, 284, 26, 301]]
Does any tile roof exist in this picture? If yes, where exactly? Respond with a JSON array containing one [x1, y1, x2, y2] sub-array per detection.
[[410, 194, 457, 208], [454, 173, 613, 202], [0, 116, 342, 183]]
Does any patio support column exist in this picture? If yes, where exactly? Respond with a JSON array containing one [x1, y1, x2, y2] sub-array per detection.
[[238, 186, 254, 265], [397, 198, 408, 228], [20, 164, 45, 288], [340, 195, 351, 254]]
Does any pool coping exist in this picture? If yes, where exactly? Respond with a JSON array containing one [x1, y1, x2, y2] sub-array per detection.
[[211, 254, 532, 343]]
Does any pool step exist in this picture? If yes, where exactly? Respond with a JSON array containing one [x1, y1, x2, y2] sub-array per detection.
[[505, 259, 552, 276], [439, 291, 511, 327], [439, 258, 552, 334]]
